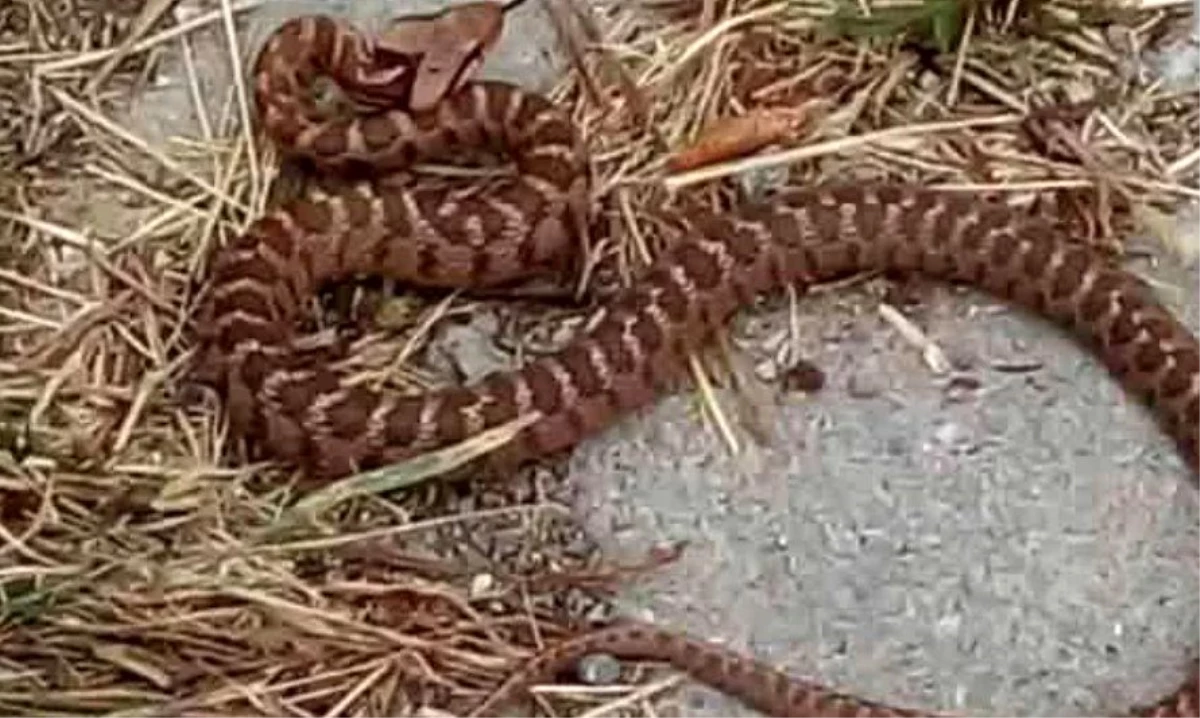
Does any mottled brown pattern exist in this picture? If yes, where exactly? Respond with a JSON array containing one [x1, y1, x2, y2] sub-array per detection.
[[189, 6, 1200, 718]]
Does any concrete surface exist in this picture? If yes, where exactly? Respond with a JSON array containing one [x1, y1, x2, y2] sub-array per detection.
[[567, 267, 1199, 716], [120, 0, 1199, 715]]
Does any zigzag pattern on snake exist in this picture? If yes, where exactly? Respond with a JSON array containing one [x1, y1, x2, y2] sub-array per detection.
[[189, 6, 1200, 717]]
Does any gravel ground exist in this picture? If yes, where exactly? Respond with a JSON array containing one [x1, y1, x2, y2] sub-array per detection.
[[110, 0, 1200, 715], [567, 264, 1199, 716]]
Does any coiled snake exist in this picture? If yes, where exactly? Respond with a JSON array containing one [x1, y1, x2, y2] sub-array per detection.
[[190, 2, 1200, 715]]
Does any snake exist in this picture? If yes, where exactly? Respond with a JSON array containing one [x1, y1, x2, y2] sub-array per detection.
[[188, 2, 1200, 716]]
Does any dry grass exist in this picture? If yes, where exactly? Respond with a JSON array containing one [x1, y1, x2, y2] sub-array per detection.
[[0, 0, 1196, 715]]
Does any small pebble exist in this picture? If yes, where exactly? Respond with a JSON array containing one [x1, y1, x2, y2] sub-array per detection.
[[469, 573, 494, 598], [943, 374, 981, 404], [925, 421, 977, 456], [577, 653, 623, 685], [755, 358, 779, 382], [782, 361, 825, 393], [737, 164, 790, 201]]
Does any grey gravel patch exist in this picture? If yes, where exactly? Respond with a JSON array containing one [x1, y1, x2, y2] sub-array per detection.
[[568, 269, 1199, 716], [427, 311, 515, 380]]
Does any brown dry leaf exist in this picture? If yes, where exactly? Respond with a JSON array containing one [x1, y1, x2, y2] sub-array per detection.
[[667, 106, 812, 172], [375, 1, 506, 111]]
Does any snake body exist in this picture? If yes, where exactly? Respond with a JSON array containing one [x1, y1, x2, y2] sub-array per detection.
[[190, 7, 1200, 716]]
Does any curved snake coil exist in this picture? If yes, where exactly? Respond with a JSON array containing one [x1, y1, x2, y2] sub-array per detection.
[[189, 5, 1200, 716]]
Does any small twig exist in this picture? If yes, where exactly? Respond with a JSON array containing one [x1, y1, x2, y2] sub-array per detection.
[[47, 86, 248, 213], [877, 303, 951, 376], [664, 113, 1023, 190], [34, 0, 269, 76], [219, 0, 260, 201], [85, 0, 178, 96], [688, 352, 740, 455]]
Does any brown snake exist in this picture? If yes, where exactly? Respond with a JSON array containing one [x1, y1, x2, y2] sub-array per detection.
[[189, 3, 1200, 716]]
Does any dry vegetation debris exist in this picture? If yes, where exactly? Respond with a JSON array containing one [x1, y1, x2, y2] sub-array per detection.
[[0, 0, 1196, 715]]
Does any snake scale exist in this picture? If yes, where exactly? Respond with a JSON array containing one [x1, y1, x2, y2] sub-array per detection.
[[189, 3, 1200, 716]]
